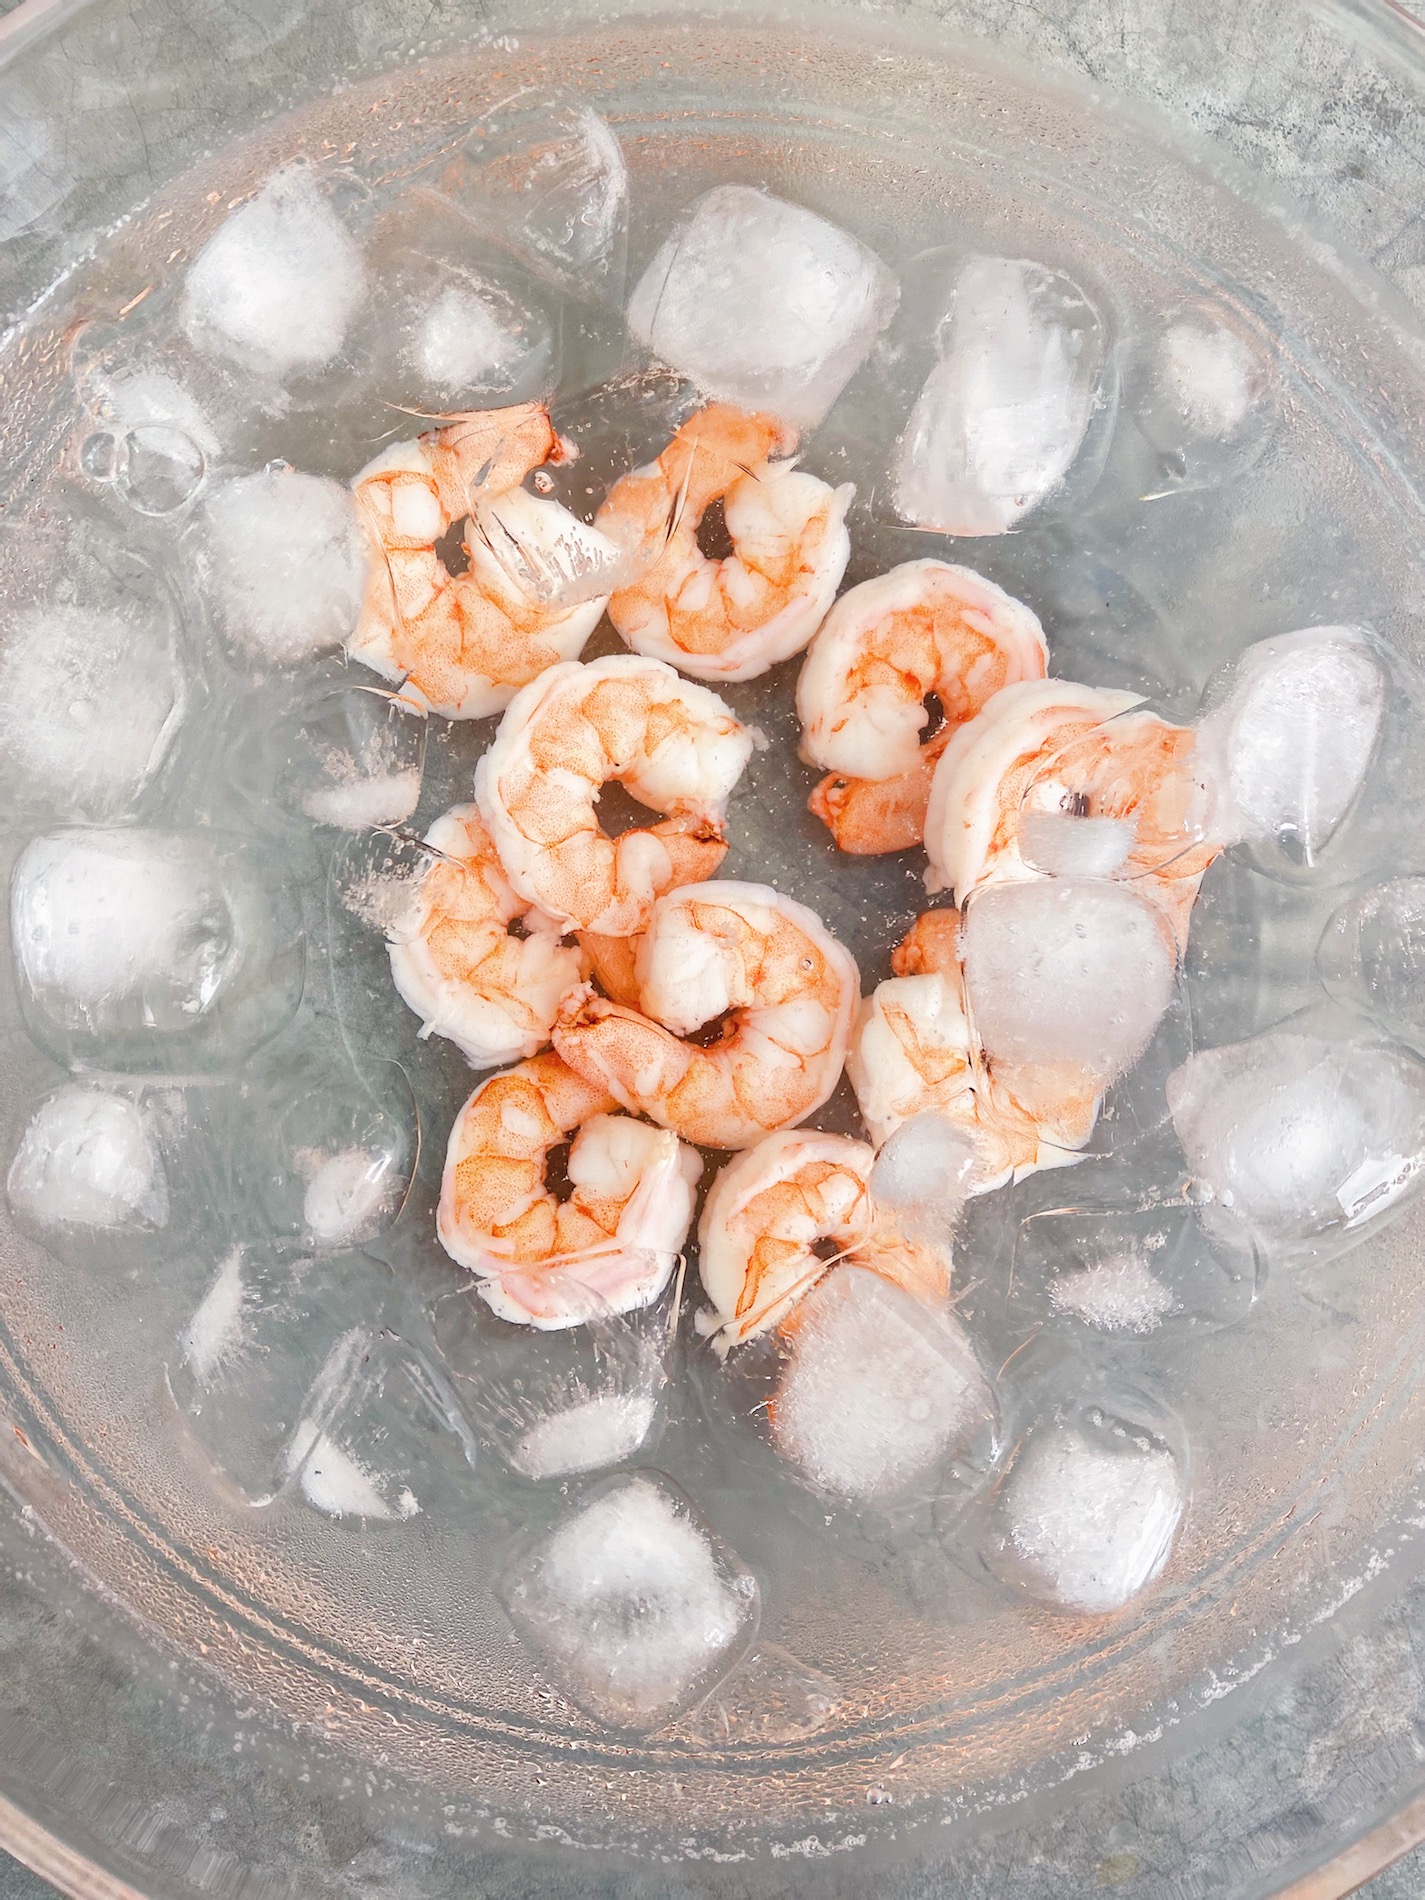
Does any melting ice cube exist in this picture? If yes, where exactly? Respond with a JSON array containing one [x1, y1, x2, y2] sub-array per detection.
[[226, 680, 426, 831], [1168, 1028, 1425, 1254], [500, 1473, 758, 1731], [869, 1112, 977, 1248], [11, 828, 303, 1070], [7, 1085, 169, 1235], [628, 184, 898, 431], [961, 879, 1178, 1084], [1318, 877, 1425, 1051], [770, 1266, 996, 1507], [202, 467, 369, 668], [990, 1407, 1185, 1614], [1196, 627, 1387, 870], [893, 255, 1107, 535], [183, 165, 366, 377]]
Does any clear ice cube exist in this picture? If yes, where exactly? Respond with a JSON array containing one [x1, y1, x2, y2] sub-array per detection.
[[228, 1049, 418, 1251], [1196, 626, 1387, 872], [201, 467, 369, 669], [769, 1267, 997, 1507], [500, 1472, 758, 1731], [627, 184, 898, 431], [679, 1644, 840, 1745], [893, 255, 1108, 535], [1132, 299, 1277, 495], [183, 165, 366, 378], [283, 1332, 477, 1524], [1011, 1202, 1260, 1336], [11, 828, 304, 1071], [225, 681, 426, 831], [1167, 1027, 1425, 1255], [430, 93, 628, 296], [168, 1246, 391, 1508], [960, 879, 1178, 1084], [987, 1403, 1185, 1614], [431, 1272, 676, 1482], [0, 524, 186, 822], [1318, 878, 1425, 1051]]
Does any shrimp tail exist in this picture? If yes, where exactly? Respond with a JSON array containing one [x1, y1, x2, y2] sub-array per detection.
[[808, 761, 936, 856]]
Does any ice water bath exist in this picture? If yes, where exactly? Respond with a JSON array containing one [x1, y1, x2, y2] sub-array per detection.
[[0, 3, 1423, 1883]]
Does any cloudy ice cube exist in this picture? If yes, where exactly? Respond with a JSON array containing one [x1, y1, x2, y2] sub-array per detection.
[[183, 165, 365, 377], [1197, 627, 1387, 867], [961, 879, 1177, 1084], [301, 1148, 399, 1248], [0, 599, 184, 821], [1014, 1202, 1258, 1336], [1045, 1251, 1175, 1333], [1168, 1029, 1425, 1254], [770, 1267, 995, 1506], [869, 1112, 977, 1247], [992, 1410, 1184, 1613], [435, 96, 627, 294], [11, 828, 303, 1070], [283, 1334, 476, 1523], [202, 467, 369, 667], [500, 1473, 758, 1730], [893, 256, 1107, 535], [412, 282, 539, 397], [169, 1247, 388, 1507], [431, 1275, 673, 1481], [1017, 811, 1136, 879], [1157, 319, 1263, 441], [8, 1085, 169, 1234], [1319, 878, 1425, 1050], [628, 185, 898, 432]]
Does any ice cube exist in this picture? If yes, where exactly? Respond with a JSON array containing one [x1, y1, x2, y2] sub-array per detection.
[[431, 1274, 674, 1481], [961, 879, 1178, 1083], [1197, 627, 1387, 868], [1319, 878, 1425, 1050], [770, 1267, 996, 1506], [1013, 1202, 1259, 1337], [1167, 1028, 1425, 1254], [628, 184, 898, 431], [283, 1333, 476, 1523], [432, 94, 628, 295], [893, 256, 1108, 535], [680, 1644, 840, 1745], [7, 1084, 169, 1235], [226, 681, 426, 831], [230, 1051, 417, 1252], [469, 486, 634, 611], [500, 1473, 758, 1731], [169, 1246, 390, 1507], [412, 281, 540, 397], [11, 828, 304, 1070], [1017, 811, 1136, 879], [183, 165, 365, 377], [990, 1408, 1184, 1613], [79, 369, 221, 516], [869, 1112, 977, 1248], [202, 467, 369, 668], [1157, 319, 1262, 441]]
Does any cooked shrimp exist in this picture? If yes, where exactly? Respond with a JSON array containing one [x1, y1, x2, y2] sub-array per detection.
[[924, 678, 1216, 945], [438, 1051, 701, 1330], [387, 803, 586, 1069], [595, 402, 853, 682], [848, 908, 1099, 1192], [475, 652, 753, 937], [349, 403, 607, 719], [553, 881, 860, 1150], [697, 1129, 950, 1351], [798, 561, 1048, 854]]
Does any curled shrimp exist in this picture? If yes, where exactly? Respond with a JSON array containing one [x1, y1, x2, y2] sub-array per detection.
[[552, 880, 861, 1151], [924, 678, 1217, 946], [474, 652, 753, 937], [697, 1129, 951, 1351], [438, 1051, 701, 1330], [349, 402, 607, 719], [847, 909, 1100, 1193], [387, 803, 586, 1069], [797, 560, 1048, 855], [594, 401, 853, 682]]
